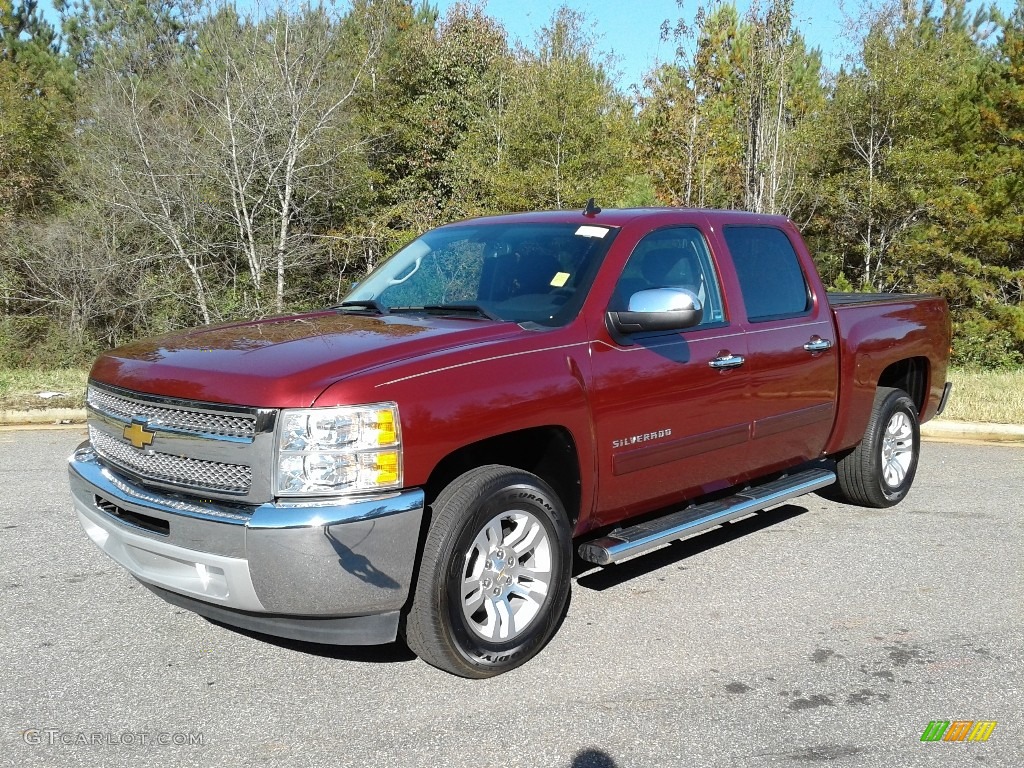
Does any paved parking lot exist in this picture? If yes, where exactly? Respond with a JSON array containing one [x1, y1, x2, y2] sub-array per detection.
[[2, 428, 1022, 767]]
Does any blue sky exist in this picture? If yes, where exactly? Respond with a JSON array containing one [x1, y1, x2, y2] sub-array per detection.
[[436, 0, 1018, 90], [38, 0, 1015, 91], [435, 0, 855, 90]]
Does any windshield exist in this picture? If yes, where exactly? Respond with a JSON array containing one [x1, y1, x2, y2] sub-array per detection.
[[343, 222, 618, 326]]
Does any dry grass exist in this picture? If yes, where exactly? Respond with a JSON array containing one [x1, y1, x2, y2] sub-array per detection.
[[941, 368, 1024, 425], [0, 368, 88, 411], [0, 366, 1021, 425]]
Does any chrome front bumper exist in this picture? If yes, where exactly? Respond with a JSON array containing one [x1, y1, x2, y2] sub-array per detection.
[[68, 443, 425, 645]]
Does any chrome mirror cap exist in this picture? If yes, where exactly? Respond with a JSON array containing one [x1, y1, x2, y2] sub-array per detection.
[[607, 287, 705, 335], [627, 287, 702, 314]]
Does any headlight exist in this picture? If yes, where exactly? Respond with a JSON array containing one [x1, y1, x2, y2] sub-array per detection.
[[275, 403, 402, 496]]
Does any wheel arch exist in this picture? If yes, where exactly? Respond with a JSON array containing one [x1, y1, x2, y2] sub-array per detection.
[[820, 385, 921, 508], [423, 426, 582, 528], [877, 357, 929, 415]]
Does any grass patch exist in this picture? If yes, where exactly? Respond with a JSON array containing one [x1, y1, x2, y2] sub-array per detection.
[[0, 368, 88, 411], [942, 368, 1024, 425]]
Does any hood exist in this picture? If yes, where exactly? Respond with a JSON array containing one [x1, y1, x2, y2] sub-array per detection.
[[89, 311, 522, 407]]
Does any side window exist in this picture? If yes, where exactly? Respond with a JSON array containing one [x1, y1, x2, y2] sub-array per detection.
[[724, 226, 811, 322], [609, 227, 725, 326]]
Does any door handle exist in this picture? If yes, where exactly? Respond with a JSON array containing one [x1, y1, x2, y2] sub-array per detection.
[[803, 337, 833, 353], [709, 354, 746, 369]]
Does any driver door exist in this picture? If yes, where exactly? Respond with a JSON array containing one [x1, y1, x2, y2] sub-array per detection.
[[588, 225, 754, 525]]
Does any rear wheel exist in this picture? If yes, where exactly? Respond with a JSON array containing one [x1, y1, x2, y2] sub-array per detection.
[[404, 465, 572, 678], [827, 387, 920, 508]]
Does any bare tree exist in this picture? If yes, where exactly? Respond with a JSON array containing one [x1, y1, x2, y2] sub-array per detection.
[[742, 0, 796, 215], [75, 60, 219, 324], [830, 1, 938, 291], [196, 5, 385, 313], [72, 3, 385, 326], [9, 205, 169, 349]]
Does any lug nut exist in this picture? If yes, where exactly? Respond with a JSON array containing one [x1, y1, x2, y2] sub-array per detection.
[[492, 587, 501, 596], [481, 578, 491, 588], [505, 575, 513, 584], [507, 557, 515, 566], [496, 549, 505, 559]]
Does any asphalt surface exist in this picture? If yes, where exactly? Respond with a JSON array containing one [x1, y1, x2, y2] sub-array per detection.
[[3, 429, 1022, 768]]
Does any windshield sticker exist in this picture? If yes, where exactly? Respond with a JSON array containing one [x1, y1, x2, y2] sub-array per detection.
[[550, 272, 570, 288], [575, 225, 609, 238]]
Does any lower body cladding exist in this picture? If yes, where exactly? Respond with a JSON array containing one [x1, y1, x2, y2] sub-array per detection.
[[67, 444, 425, 645]]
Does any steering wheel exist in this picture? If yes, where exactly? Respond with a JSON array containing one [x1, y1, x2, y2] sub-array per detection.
[[550, 287, 575, 305]]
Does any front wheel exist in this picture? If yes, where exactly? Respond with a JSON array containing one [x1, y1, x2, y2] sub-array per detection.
[[404, 465, 572, 678], [827, 387, 920, 508]]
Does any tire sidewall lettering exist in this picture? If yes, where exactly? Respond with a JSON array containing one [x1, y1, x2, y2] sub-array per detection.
[[442, 480, 569, 671], [876, 396, 919, 502]]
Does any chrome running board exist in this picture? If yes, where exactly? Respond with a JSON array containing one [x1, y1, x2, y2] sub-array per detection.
[[578, 468, 836, 566]]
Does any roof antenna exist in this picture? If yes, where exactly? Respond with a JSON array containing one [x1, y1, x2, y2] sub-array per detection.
[[583, 198, 601, 217]]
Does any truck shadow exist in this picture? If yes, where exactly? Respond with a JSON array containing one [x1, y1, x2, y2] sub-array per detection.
[[205, 621, 418, 664], [571, 749, 618, 767], [207, 504, 807, 664], [573, 503, 809, 591], [323, 524, 401, 590]]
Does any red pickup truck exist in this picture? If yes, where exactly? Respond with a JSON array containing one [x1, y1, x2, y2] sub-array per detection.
[[68, 207, 952, 677]]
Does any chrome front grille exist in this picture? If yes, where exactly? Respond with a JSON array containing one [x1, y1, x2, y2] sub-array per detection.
[[85, 382, 275, 502], [102, 469, 252, 520], [87, 386, 255, 438], [90, 427, 252, 493]]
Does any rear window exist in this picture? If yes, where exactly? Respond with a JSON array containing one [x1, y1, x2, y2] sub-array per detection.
[[723, 226, 811, 321]]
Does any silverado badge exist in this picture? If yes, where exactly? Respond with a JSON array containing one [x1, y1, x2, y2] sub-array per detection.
[[123, 420, 156, 450]]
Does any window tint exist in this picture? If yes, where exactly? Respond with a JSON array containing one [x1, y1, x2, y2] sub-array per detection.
[[724, 226, 811, 321], [610, 227, 725, 326], [349, 223, 617, 326]]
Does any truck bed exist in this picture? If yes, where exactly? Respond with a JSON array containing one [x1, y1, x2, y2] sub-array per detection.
[[826, 291, 922, 306], [825, 291, 951, 454]]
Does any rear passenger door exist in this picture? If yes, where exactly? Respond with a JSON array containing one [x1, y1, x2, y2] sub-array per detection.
[[721, 225, 839, 473]]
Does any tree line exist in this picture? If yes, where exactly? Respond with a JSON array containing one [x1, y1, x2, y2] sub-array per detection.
[[1, 0, 1022, 368]]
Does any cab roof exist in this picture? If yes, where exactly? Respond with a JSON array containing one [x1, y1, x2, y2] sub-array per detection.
[[436, 207, 794, 230]]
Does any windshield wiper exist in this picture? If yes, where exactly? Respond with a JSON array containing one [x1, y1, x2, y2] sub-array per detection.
[[390, 304, 501, 321], [332, 300, 389, 315]]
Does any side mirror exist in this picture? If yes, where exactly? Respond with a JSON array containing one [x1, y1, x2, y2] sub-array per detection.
[[607, 287, 703, 334]]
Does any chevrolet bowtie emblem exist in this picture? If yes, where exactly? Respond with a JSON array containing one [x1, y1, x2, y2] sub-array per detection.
[[123, 420, 156, 449]]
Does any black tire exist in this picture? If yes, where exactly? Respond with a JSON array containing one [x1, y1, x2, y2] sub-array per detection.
[[404, 465, 572, 678], [827, 387, 920, 508]]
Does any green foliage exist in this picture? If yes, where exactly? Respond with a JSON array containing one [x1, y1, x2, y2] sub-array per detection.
[[638, 1, 825, 214], [56, 0, 201, 74], [952, 314, 1024, 368], [0, 315, 99, 368], [0, 0, 1022, 370], [827, 272, 856, 294], [478, 7, 636, 212], [796, 0, 1024, 367], [0, 1, 75, 217], [614, 175, 660, 208], [0, 316, 48, 368]]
